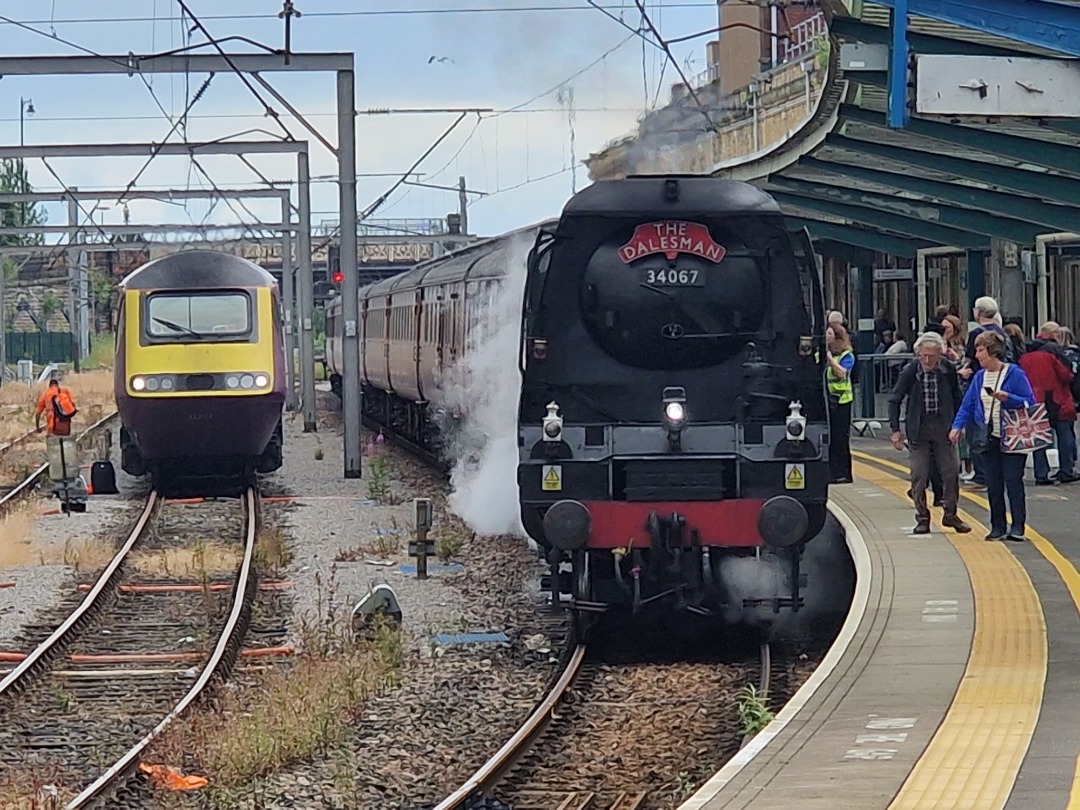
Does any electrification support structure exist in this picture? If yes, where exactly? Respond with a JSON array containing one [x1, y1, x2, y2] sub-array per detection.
[[0, 51, 360, 475], [0, 139, 315, 430]]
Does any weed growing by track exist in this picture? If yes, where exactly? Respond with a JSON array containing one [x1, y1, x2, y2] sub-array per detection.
[[737, 683, 774, 737], [149, 568, 404, 807]]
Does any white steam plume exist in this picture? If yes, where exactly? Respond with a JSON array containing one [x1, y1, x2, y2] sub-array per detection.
[[433, 231, 533, 538]]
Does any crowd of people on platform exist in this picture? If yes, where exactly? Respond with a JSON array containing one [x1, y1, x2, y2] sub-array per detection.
[[826, 296, 1080, 542]]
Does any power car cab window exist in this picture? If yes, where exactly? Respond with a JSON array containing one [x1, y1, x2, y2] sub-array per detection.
[[146, 292, 251, 340], [580, 222, 767, 370]]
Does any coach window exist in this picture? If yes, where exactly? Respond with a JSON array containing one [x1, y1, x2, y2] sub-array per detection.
[[144, 291, 253, 342]]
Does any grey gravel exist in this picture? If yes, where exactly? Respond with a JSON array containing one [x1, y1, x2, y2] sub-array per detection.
[[197, 391, 564, 809], [0, 417, 144, 649]]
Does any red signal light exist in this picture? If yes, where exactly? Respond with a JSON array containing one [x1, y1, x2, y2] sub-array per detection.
[[332, 271, 344, 284]]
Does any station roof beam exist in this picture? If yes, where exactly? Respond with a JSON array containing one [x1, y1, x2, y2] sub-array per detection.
[[768, 175, 1065, 243], [770, 191, 990, 249]]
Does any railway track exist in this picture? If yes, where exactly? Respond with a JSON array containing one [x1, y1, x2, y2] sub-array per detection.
[[0, 486, 262, 807], [436, 641, 773, 810], [0, 410, 118, 507]]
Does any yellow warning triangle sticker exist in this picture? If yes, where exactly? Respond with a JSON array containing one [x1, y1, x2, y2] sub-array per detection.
[[786, 467, 804, 486], [544, 468, 560, 483]]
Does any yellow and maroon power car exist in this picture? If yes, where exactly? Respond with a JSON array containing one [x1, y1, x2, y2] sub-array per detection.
[[114, 250, 285, 490]]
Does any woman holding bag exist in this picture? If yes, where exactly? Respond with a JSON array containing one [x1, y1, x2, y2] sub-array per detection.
[[949, 331, 1037, 542]]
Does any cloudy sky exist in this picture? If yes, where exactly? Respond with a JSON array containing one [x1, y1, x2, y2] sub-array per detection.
[[0, 1, 720, 242]]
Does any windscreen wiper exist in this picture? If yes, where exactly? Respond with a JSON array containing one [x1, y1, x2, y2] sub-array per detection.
[[152, 317, 203, 340]]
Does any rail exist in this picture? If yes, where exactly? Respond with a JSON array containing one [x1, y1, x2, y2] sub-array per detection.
[[0, 410, 119, 509], [433, 643, 588, 810], [67, 486, 260, 807], [0, 492, 158, 697]]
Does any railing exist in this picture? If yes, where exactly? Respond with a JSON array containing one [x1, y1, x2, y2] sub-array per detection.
[[313, 218, 449, 238], [692, 11, 827, 90], [851, 352, 917, 429], [783, 12, 827, 63]]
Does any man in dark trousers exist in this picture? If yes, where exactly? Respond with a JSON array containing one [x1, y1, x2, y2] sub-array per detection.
[[889, 332, 972, 535]]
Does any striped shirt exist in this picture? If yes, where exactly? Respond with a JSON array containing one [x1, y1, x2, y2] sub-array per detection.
[[981, 367, 1006, 437]]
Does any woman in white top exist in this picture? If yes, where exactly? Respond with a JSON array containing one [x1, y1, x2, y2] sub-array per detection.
[[949, 331, 1036, 542]]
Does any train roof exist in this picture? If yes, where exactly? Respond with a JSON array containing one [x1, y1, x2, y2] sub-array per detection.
[[121, 249, 277, 291], [360, 218, 557, 299], [563, 175, 782, 216]]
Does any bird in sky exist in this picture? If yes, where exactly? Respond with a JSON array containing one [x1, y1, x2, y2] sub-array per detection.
[[428, 55, 454, 64]]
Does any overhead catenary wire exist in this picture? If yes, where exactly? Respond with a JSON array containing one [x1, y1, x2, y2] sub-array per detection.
[[1, 4, 727, 26], [632, 0, 722, 135], [118, 72, 216, 203], [173, 0, 297, 143]]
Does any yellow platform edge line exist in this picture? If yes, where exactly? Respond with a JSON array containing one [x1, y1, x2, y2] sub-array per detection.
[[852, 460, 1047, 810], [852, 449, 1080, 606], [854, 447, 1080, 809]]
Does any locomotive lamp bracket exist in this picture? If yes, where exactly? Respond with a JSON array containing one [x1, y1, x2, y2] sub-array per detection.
[[662, 387, 687, 450], [785, 401, 807, 442], [543, 401, 563, 442]]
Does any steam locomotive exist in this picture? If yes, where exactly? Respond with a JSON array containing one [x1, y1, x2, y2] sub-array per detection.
[[329, 176, 830, 629]]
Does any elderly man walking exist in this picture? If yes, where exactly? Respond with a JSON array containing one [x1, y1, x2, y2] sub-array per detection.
[[889, 332, 972, 535]]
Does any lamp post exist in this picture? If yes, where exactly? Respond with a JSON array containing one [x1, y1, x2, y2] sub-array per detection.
[[19, 97, 34, 146]]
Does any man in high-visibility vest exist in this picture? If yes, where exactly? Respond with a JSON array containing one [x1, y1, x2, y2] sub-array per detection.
[[35, 379, 78, 437]]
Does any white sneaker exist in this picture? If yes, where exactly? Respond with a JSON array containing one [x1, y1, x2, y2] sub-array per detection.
[[960, 471, 976, 482]]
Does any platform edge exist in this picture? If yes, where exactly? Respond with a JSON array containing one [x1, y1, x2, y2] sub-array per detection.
[[676, 502, 873, 810]]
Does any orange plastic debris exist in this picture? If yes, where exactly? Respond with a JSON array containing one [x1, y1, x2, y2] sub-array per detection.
[[138, 763, 208, 791], [0, 583, 15, 589]]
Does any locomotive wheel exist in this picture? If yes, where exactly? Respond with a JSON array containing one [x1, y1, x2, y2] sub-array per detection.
[[571, 550, 599, 638]]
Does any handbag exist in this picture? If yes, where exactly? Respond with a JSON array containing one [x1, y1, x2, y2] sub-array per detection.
[[1001, 403, 1054, 454]]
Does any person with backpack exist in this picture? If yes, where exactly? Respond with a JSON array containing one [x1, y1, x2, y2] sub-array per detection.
[[35, 378, 78, 437]]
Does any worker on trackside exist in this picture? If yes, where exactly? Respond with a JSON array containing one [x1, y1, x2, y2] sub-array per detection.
[[35, 379, 78, 437]]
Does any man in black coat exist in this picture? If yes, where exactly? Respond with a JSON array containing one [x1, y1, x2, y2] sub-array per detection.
[[889, 332, 972, 535]]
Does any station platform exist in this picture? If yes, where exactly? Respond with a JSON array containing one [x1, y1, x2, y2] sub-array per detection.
[[680, 437, 1079, 810]]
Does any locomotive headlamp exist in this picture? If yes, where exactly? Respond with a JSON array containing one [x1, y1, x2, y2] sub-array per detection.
[[662, 386, 687, 450], [786, 401, 807, 442], [542, 401, 563, 442], [255, 373, 269, 388], [131, 376, 146, 391]]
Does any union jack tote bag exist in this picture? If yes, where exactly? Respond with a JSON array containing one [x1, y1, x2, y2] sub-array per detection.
[[1001, 404, 1054, 454]]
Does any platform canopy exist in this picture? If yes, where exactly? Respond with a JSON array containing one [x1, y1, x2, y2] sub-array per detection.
[[722, 0, 1080, 259]]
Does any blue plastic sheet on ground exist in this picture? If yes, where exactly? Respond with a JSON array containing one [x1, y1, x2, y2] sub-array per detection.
[[373, 528, 404, 536], [433, 632, 510, 646]]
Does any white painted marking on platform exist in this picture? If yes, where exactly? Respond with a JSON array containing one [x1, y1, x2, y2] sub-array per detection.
[[923, 599, 958, 623], [855, 733, 909, 744], [844, 748, 898, 760], [866, 717, 917, 730]]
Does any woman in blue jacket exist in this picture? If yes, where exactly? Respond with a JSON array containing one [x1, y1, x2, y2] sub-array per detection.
[[949, 331, 1035, 542]]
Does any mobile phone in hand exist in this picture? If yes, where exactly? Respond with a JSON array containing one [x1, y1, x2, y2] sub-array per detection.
[[984, 387, 994, 395]]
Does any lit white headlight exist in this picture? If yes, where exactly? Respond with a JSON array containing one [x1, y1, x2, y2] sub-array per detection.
[[254, 373, 269, 388], [664, 401, 686, 423], [131, 376, 146, 391]]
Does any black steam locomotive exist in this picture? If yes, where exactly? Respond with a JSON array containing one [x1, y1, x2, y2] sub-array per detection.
[[517, 176, 830, 627], [331, 175, 830, 631]]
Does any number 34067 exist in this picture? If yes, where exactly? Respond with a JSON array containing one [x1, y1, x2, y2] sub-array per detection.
[[644, 268, 703, 286]]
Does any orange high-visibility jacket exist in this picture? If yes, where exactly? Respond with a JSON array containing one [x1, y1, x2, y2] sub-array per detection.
[[36, 386, 77, 434]]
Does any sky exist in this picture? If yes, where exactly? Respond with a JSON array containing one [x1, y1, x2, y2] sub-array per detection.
[[0, 1, 721, 243]]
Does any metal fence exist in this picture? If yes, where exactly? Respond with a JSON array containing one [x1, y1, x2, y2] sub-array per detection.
[[850, 352, 917, 435], [6, 331, 75, 365]]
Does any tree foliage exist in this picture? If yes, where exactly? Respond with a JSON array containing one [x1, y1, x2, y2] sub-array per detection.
[[0, 159, 47, 247]]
